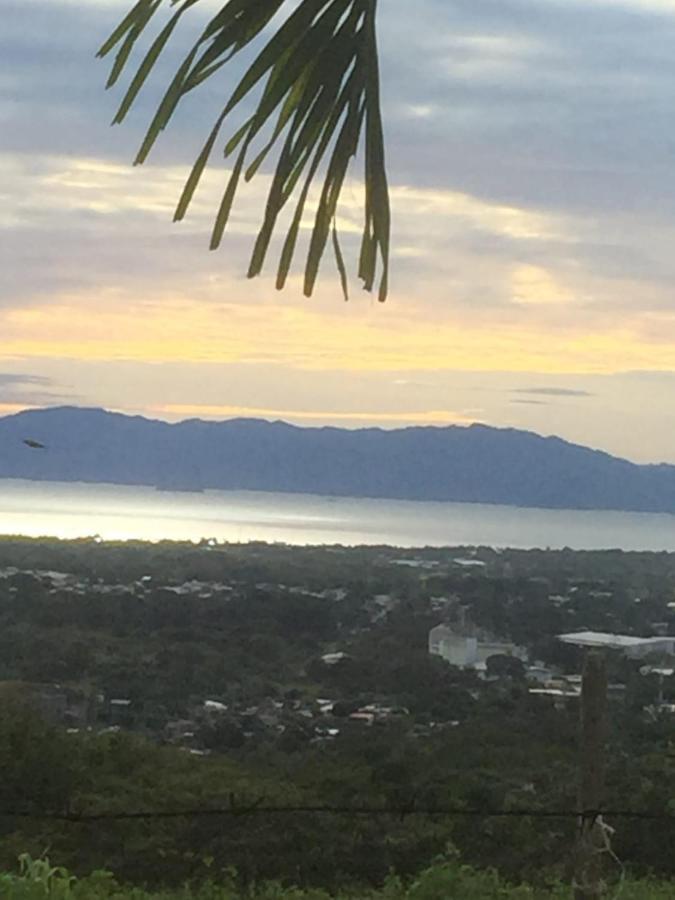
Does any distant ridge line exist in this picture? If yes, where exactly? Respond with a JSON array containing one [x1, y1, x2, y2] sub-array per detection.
[[1, 406, 675, 514]]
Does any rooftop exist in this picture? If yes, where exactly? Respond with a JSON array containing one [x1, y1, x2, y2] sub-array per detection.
[[558, 631, 675, 649]]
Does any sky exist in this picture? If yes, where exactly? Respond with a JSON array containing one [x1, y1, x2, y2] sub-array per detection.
[[4, 0, 675, 463]]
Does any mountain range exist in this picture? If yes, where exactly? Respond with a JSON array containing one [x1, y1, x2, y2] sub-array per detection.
[[1, 406, 674, 514]]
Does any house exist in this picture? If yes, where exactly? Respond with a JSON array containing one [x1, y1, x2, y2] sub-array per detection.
[[203, 700, 228, 714], [349, 711, 375, 726], [109, 698, 133, 725], [390, 558, 440, 570], [315, 726, 340, 739], [36, 570, 76, 590], [321, 651, 350, 665], [529, 687, 580, 710], [452, 558, 486, 570], [526, 665, 557, 685]]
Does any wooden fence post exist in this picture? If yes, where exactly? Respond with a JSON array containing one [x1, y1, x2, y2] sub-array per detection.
[[574, 650, 608, 899]]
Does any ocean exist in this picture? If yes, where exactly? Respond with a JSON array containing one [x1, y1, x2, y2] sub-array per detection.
[[1, 478, 675, 550]]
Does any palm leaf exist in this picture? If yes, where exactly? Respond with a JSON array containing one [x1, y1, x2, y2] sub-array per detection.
[[98, 0, 390, 300]]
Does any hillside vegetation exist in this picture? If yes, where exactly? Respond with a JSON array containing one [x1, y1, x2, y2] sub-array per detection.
[[2, 539, 675, 897], [4, 406, 675, 511]]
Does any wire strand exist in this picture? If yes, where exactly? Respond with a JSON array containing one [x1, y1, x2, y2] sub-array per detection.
[[1, 804, 674, 823]]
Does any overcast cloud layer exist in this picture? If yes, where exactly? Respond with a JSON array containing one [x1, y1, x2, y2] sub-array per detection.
[[4, 0, 675, 462]]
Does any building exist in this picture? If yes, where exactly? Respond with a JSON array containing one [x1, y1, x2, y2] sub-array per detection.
[[428, 625, 527, 670], [428, 625, 477, 667], [529, 687, 581, 711], [558, 631, 675, 659], [390, 558, 440, 570], [452, 558, 486, 570], [321, 651, 350, 666], [109, 698, 133, 725], [526, 665, 557, 685]]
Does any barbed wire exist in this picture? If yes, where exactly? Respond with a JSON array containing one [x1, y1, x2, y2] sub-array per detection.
[[1, 802, 674, 823]]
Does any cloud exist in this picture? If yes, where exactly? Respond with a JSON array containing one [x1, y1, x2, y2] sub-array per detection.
[[4, 0, 675, 466], [6, 291, 675, 376], [6, 0, 675, 318], [0, 372, 74, 407], [383, 0, 675, 210], [0, 374, 50, 387], [511, 387, 595, 397]]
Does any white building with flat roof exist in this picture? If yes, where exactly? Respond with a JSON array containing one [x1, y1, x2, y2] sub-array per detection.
[[429, 625, 477, 667], [558, 631, 675, 658], [429, 625, 527, 669]]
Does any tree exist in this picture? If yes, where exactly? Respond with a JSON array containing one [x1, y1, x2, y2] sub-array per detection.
[[485, 654, 526, 681], [98, 0, 390, 301], [0, 687, 82, 814]]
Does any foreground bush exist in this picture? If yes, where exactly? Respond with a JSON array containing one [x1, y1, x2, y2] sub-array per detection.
[[1, 855, 674, 899]]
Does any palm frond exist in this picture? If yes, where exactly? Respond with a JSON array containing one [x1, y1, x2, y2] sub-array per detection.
[[97, 0, 390, 301]]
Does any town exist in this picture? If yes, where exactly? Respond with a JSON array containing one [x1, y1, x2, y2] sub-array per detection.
[[2, 536, 675, 889], [2, 538, 675, 749]]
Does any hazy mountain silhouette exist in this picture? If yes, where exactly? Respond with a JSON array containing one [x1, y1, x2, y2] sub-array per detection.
[[2, 406, 675, 513]]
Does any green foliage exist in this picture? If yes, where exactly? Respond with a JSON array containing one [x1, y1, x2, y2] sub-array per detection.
[[2, 855, 675, 898], [3, 539, 675, 890], [0, 688, 83, 814], [97, 0, 390, 301]]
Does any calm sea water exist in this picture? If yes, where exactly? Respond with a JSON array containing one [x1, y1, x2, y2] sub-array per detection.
[[1, 478, 675, 551]]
